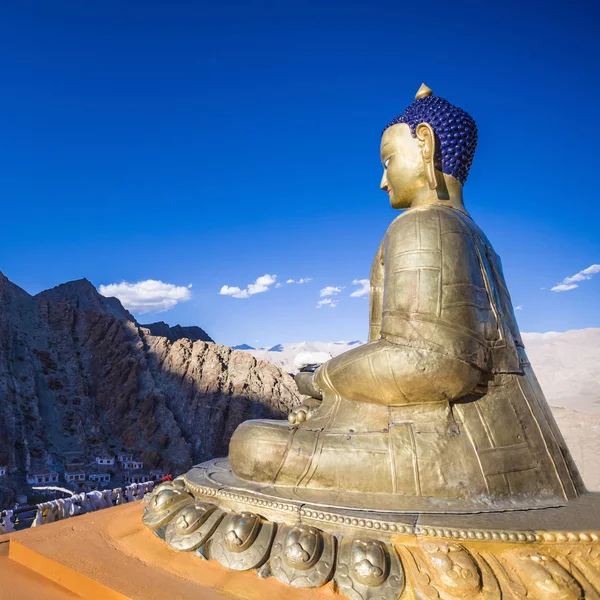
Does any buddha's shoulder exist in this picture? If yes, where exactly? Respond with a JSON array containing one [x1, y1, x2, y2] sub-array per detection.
[[386, 205, 476, 236]]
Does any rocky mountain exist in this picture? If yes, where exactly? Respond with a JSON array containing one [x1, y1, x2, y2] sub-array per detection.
[[38, 278, 135, 322], [0, 272, 299, 505], [141, 321, 213, 343]]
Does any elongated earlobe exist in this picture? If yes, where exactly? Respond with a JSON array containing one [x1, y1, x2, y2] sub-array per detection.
[[416, 123, 437, 190]]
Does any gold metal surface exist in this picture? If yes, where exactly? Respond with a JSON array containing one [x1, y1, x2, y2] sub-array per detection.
[[141, 482, 194, 530], [415, 82, 433, 99], [210, 511, 276, 571], [270, 523, 336, 588], [336, 537, 405, 599], [143, 84, 599, 597], [142, 476, 600, 598], [165, 502, 225, 552]]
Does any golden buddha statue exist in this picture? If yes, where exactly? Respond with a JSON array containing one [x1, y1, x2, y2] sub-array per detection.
[[143, 85, 599, 600], [228, 83, 585, 511]]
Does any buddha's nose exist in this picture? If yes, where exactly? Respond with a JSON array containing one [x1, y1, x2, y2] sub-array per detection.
[[380, 172, 388, 191]]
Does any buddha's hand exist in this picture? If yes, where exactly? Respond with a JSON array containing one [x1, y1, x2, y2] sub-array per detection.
[[294, 371, 324, 400], [289, 370, 324, 424], [288, 396, 322, 425]]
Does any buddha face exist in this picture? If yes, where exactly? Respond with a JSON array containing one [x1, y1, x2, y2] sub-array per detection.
[[380, 123, 428, 209]]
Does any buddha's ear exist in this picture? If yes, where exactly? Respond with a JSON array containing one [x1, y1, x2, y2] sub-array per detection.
[[416, 122, 437, 190]]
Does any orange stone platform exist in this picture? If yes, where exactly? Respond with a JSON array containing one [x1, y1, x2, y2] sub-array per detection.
[[0, 502, 338, 599]]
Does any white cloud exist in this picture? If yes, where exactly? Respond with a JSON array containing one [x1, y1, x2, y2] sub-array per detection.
[[98, 280, 192, 314], [275, 283, 283, 288], [551, 264, 600, 292], [317, 298, 338, 308], [562, 264, 600, 283], [551, 284, 578, 293], [219, 285, 248, 299], [219, 274, 277, 299], [286, 279, 295, 284], [515, 305, 523, 310], [350, 279, 369, 298], [320, 286, 344, 297], [286, 278, 312, 284], [248, 274, 277, 295]]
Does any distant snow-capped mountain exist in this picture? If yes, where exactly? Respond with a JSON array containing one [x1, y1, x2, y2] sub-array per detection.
[[245, 341, 363, 372]]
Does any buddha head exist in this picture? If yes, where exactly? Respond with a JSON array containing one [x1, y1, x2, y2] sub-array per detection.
[[380, 84, 477, 209]]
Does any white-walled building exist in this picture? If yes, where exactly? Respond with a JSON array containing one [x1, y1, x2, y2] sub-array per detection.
[[150, 470, 167, 481], [64, 471, 86, 483], [26, 471, 58, 485], [125, 472, 152, 485], [95, 456, 115, 466], [122, 460, 143, 470], [118, 454, 134, 463], [88, 473, 111, 484]]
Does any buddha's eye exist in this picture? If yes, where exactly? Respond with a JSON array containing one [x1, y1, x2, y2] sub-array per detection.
[[383, 157, 391, 170]]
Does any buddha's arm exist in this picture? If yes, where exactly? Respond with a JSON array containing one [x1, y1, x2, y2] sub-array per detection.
[[314, 208, 486, 406], [368, 240, 384, 342]]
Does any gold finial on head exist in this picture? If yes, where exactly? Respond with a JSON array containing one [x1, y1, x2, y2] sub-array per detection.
[[415, 83, 433, 100]]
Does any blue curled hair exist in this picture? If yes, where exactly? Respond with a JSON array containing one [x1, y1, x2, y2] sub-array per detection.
[[383, 95, 478, 184]]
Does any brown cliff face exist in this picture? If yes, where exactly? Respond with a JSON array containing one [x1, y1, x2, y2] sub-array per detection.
[[0, 272, 300, 505], [141, 321, 213, 343]]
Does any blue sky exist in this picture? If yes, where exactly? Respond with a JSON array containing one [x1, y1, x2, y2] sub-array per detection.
[[1, 0, 598, 347]]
